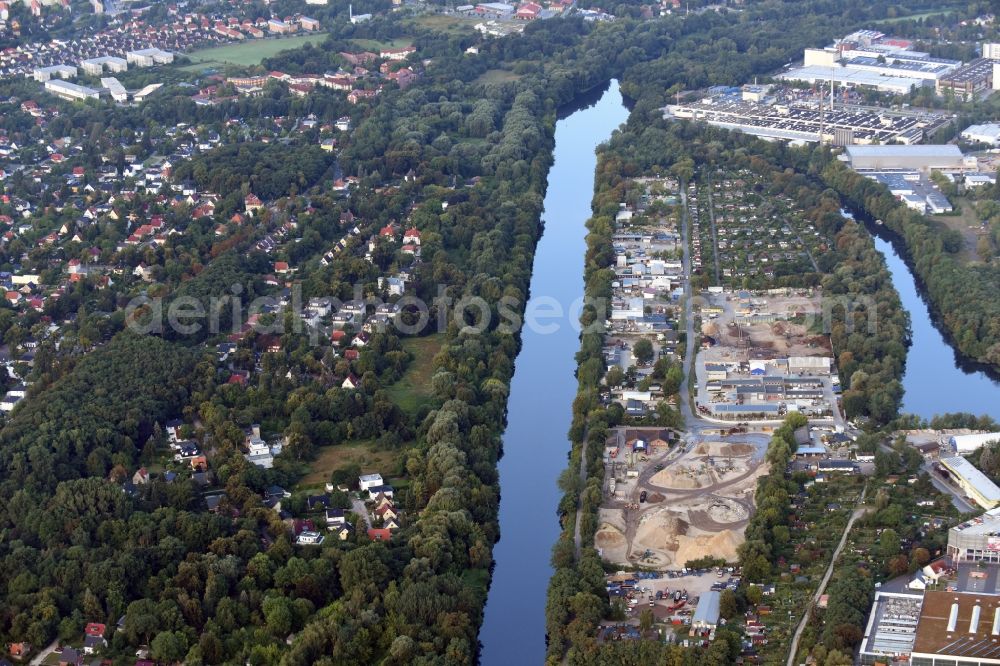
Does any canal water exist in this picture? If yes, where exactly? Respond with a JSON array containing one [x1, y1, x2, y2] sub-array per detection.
[[478, 81, 629, 664], [870, 231, 1000, 421]]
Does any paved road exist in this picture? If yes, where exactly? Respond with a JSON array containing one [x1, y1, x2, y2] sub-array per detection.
[[30, 640, 59, 666], [921, 460, 975, 513], [351, 496, 372, 529], [785, 485, 868, 666]]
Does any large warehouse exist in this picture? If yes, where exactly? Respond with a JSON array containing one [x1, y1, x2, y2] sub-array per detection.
[[948, 507, 1000, 563], [910, 591, 1000, 666], [842, 144, 966, 171], [940, 456, 1000, 510], [950, 432, 1000, 454]]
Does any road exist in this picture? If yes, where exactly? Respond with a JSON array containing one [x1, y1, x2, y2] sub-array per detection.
[[921, 460, 975, 513], [351, 496, 372, 529], [785, 485, 868, 666], [30, 640, 59, 666]]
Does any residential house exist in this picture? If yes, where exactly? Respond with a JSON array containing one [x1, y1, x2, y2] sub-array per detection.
[[367, 527, 392, 542], [359, 473, 384, 491]]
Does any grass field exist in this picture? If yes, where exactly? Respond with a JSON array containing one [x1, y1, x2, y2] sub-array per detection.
[[298, 439, 397, 488], [476, 69, 522, 84], [932, 196, 986, 265], [874, 9, 958, 23], [347, 37, 414, 50], [385, 333, 444, 413], [182, 35, 325, 69]]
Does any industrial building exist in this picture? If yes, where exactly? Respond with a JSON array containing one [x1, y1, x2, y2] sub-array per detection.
[[692, 590, 721, 630], [962, 123, 1000, 146], [947, 507, 1000, 563], [664, 89, 944, 145], [863, 172, 953, 215], [80, 56, 127, 76], [937, 58, 996, 98], [126, 48, 173, 67], [841, 145, 966, 171], [950, 432, 1000, 454], [910, 590, 1000, 666], [778, 65, 927, 95], [939, 456, 1000, 510], [32, 64, 76, 82], [859, 592, 925, 666], [44, 79, 101, 101], [984, 42, 1000, 60]]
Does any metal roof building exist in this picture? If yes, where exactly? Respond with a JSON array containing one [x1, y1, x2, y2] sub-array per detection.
[[843, 144, 965, 171], [940, 456, 1000, 510], [947, 506, 1000, 562], [910, 591, 1000, 666], [692, 590, 721, 630]]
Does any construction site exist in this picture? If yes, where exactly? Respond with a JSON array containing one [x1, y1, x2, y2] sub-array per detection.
[[595, 427, 771, 570]]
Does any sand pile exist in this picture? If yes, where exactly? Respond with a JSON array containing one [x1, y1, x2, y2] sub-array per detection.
[[635, 510, 688, 552], [674, 530, 743, 565], [707, 499, 749, 523], [651, 465, 707, 489], [721, 443, 754, 457], [595, 524, 627, 549]]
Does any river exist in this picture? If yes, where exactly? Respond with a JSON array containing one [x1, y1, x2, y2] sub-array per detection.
[[868, 230, 1000, 421], [478, 81, 629, 664]]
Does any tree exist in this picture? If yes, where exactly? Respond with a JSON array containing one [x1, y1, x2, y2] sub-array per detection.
[[632, 339, 654, 365], [151, 631, 189, 663], [639, 608, 654, 633], [719, 589, 738, 619]]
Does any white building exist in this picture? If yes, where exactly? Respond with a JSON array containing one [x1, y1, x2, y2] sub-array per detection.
[[44, 79, 101, 101], [126, 48, 173, 67], [949, 432, 1000, 454], [80, 56, 127, 76], [940, 456, 1000, 510], [33, 64, 77, 82], [101, 77, 127, 103], [359, 473, 384, 491], [961, 123, 1000, 146], [983, 42, 1000, 59]]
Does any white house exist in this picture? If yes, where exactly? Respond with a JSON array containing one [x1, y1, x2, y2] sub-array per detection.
[[359, 473, 384, 492]]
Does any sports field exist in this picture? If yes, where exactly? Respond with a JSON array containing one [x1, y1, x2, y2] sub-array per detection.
[[182, 35, 325, 69]]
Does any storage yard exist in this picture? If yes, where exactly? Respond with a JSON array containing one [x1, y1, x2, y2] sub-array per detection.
[[595, 427, 770, 569]]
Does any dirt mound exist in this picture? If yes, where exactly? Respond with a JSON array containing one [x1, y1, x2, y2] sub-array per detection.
[[721, 443, 754, 457], [635, 510, 689, 553], [694, 443, 709, 455], [707, 499, 749, 523], [595, 524, 626, 549], [651, 466, 706, 489], [674, 530, 742, 565], [647, 492, 665, 503]]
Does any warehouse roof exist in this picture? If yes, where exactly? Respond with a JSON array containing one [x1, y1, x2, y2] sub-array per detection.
[[950, 506, 1000, 537], [845, 144, 963, 158], [692, 590, 721, 627], [912, 591, 1000, 659], [941, 456, 1000, 503]]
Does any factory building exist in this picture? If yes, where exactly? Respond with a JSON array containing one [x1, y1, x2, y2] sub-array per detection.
[[80, 56, 127, 76], [947, 507, 1000, 563], [842, 144, 965, 171], [859, 592, 924, 666], [44, 79, 101, 101], [937, 58, 996, 98], [910, 591, 1000, 666], [32, 64, 76, 82], [939, 456, 1000, 511], [962, 124, 1000, 146], [950, 432, 1000, 454]]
